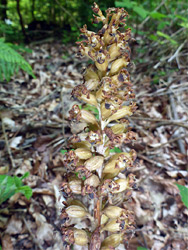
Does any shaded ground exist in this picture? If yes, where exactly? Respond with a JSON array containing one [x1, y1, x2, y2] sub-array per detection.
[[0, 40, 188, 250]]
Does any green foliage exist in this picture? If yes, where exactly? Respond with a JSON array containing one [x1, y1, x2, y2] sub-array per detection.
[[61, 149, 68, 154], [115, 0, 187, 43], [137, 247, 149, 250], [110, 147, 122, 153], [61, 149, 75, 155], [115, 0, 187, 86], [0, 21, 23, 42], [11, 44, 33, 54], [115, 1, 148, 19], [157, 31, 177, 45], [175, 184, 188, 208], [0, 39, 35, 81], [0, 172, 32, 204]]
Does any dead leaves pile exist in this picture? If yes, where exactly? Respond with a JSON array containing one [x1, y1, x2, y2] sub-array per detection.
[[0, 41, 187, 250]]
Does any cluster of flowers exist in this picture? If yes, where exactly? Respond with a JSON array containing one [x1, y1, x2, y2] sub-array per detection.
[[60, 3, 137, 249]]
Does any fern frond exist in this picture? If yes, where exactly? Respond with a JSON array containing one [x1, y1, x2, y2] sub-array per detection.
[[0, 39, 35, 81]]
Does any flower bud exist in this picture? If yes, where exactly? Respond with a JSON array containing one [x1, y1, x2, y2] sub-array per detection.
[[103, 172, 119, 180], [73, 229, 89, 246], [101, 233, 123, 249], [80, 110, 98, 125], [101, 219, 126, 232], [103, 206, 123, 218], [66, 205, 87, 218], [107, 105, 133, 123], [69, 179, 82, 194], [84, 65, 100, 81], [84, 174, 100, 187], [108, 43, 123, 61], [84, 155, 104, 171], [112, 178, 128, 193], [72, 85, 98, 107], [85, 79, 100, 90], [68, 199, 87, 210], [101, 102, 112, 120], [111, 69, 131, 87], [110, 152, 132, 161], [95, 87, 103, 102], [103, 153, 130, 174], [110, 58, 129, 75], [101, 214, 109, 225], [104, 147, 110, 157], [111, 124, 126, 134], [81, 93, 98, 107], [95, 59, 108, 72], [103, 25, 117, 45], [103, 160, 118, 174], [75, 148, 92, 160], [73, 141, 91, 149]]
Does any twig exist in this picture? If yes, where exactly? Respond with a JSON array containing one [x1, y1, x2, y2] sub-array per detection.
[[128, 117, 153, 139], [27, 87, 61, 108], [140, 231, 148, 249], [168, 41, 186, 66], [137, 153, 179, 170], [139, 0, 166, 28], [146, 133, 188, 151], [137, 82, 188, 97], [137, 153, 164, 168], [1, 118, 16, 169], [60, 86, 65, 137], [23, 217, 44, 250], [169, 91, 186, 154], [131, 116, 188, 129]]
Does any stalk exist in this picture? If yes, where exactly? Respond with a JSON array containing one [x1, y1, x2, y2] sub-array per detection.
[[60, 3, 137, 249]]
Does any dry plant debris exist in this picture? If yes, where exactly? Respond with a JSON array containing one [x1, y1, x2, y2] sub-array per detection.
[[0, 4, 188, 250]]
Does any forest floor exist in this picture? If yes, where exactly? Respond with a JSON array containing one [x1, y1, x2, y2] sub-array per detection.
[[0, 40, 188, 250]]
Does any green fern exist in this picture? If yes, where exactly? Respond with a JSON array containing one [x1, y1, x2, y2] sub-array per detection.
[[0, 39, 35, 81]]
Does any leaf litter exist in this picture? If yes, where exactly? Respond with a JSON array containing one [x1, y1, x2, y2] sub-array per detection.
[[0, 40, 187, 250]]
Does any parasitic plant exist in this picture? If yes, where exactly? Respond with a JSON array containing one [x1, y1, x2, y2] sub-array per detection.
[[60, 3, 137, 249]]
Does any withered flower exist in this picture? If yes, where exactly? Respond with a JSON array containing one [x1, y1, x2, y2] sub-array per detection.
[[63, 150, 79, 171], [60, 3, 137, 249], [86, 130, 103, 145]]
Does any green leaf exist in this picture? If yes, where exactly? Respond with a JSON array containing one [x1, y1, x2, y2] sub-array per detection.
[[150, 12, 167, 19], [179, 22, 188, 28], [157, 21, 170, 31], [175, 15, 187, 21], [61, 149, 67, 154], [148, 34, 158, 41], [0, 40, 35, 81], [0, 173, 32, 204], [175, 184, 188, 208], [0, 175, 17, 204], [14, 176, 22, 188], [110, 147, 122, 153], [20, 172, 30, 181], [133, 6, 148, 19], [10, 44, 33, 54], [115, 0, 134, 8], [15, 186, 32, 199], [137, 247, 149, 250], [157, 31, 177, 45]]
